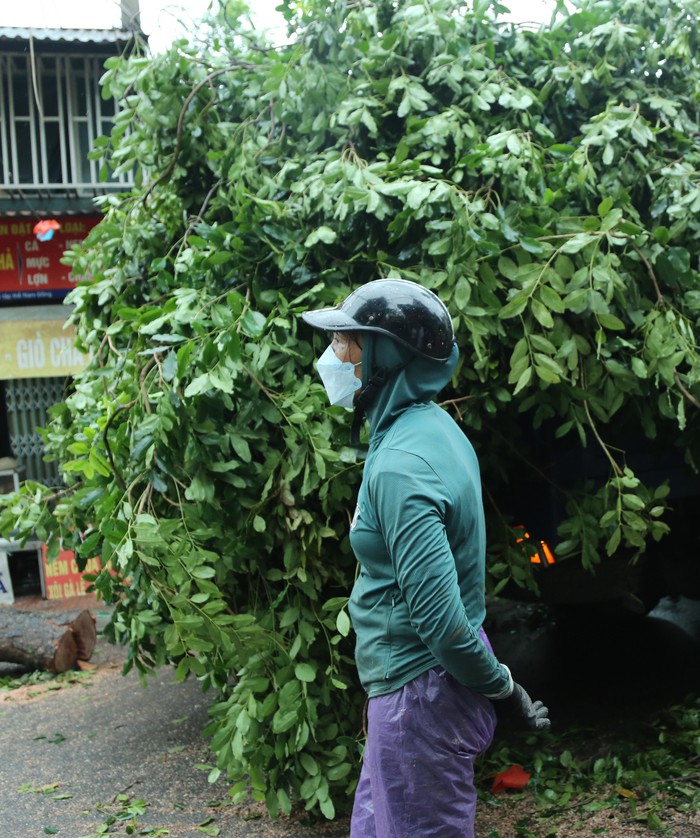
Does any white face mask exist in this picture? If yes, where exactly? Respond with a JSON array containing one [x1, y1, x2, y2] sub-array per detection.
[[316, 344, 362, 408]]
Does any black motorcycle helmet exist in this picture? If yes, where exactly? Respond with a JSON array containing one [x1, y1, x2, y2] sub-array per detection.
[[301, 278, 454, 361], [302, 279, 455, 443]]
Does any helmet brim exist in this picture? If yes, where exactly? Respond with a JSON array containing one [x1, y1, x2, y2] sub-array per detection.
[[301, 308, 359, 332], [301, 279, 455, 361]]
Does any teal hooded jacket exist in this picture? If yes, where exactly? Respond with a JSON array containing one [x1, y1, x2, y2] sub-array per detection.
[[348, 333, 511, 699]]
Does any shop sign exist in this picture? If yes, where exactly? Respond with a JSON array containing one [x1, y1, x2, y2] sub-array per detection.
[[0, 216, 100, 302], [42, 546, 101, 600], [0, 315, 89, 379], [0, 550, 15, 604]]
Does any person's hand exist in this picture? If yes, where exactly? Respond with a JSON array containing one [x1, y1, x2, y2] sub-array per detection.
[[501, 682, 551, 731]]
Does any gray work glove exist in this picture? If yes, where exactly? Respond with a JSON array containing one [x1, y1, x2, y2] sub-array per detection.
[[501, 682, 551, 731]]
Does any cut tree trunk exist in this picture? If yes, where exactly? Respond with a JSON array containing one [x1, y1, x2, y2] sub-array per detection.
[[0, 609, 97, 673]]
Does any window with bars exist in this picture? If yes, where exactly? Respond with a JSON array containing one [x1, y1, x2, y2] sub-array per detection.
[[3, 376, 66, 486], [0, 52, 131, 194]]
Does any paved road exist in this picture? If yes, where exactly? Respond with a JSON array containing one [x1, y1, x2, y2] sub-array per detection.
[[0, 611, 349, 838]]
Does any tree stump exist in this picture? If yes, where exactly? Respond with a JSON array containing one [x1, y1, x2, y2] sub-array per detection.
[[0, 609, 97, 673]]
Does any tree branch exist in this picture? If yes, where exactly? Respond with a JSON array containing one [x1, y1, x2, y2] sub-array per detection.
[[634, 244, 665, 306], [583, 398, 623, 477], [674, 371, 700, 411], [143, 63, 256, 203], [139, 358, 157, 415], [102, 399, 137, 490], [438, 394, 479, 423]]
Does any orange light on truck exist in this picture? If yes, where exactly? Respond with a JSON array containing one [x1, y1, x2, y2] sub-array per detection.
[[514, 526, 556, 566], [539, 540, 556, 565]]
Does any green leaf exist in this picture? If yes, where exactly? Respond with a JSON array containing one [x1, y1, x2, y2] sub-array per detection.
[[538, 285, 565, 313], [272, 709, 298, 734], [406, 181, 432, 209], [520, 237, 546, 254], [622, 493, 646, 511], [531, 299, 554, 329], [184, 374, 212, 398], [560, 233, 598, 254], [665, 247, 691, 274], [454, 277, 471, 309], [336, 609, 351, 637], [294, 662, 317, 682], [499, 296, 528, 319], [162, 350, 178, 382], [513, 366, 532, 395], [208, 251, 232, 266], [597, 313, 625, 330], [601, 208, 623, 231], [606, 527, 622, 555], [597, 197, 614, 217], [534, 354, 563, 378], [230, 435, 252, 463], [240, 309, 266, 338], [304, 226, 337, 247], [299, 753, 319, 776], [361, 108, 377, 134], [534, 364, 560, 384], [319, 796, 336, 819], [506, 133, 522, 155], [192, 566, 216, 579]]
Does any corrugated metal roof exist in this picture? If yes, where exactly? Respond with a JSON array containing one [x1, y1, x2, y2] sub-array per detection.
[[0, 27, 136, 45]]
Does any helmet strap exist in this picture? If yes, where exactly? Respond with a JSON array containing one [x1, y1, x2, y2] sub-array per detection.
[[349, 360, 410, 445], [350, 365, 386, 445], [350, 410, 364, 447]]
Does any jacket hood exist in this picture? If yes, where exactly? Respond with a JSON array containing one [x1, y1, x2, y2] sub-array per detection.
[[363, 333, 458, 442]]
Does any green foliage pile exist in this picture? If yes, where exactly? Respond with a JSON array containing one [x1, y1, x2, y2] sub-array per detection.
[[480, 696, 700, 834], [2, 0, 700, 818]]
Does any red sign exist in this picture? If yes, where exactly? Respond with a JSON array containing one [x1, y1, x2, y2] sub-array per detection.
[[42, 545, 101, 600], [0, 216, 101, 302]]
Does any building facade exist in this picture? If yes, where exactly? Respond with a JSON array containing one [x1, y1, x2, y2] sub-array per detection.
[[0, 25, 137, 601]]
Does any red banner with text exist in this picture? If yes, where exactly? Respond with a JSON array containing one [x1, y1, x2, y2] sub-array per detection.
[[0, 216, 101, 303], [42, 546, 101, 600]]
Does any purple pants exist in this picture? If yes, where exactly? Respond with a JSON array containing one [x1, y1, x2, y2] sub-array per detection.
[[350, 661, 497, 837]]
